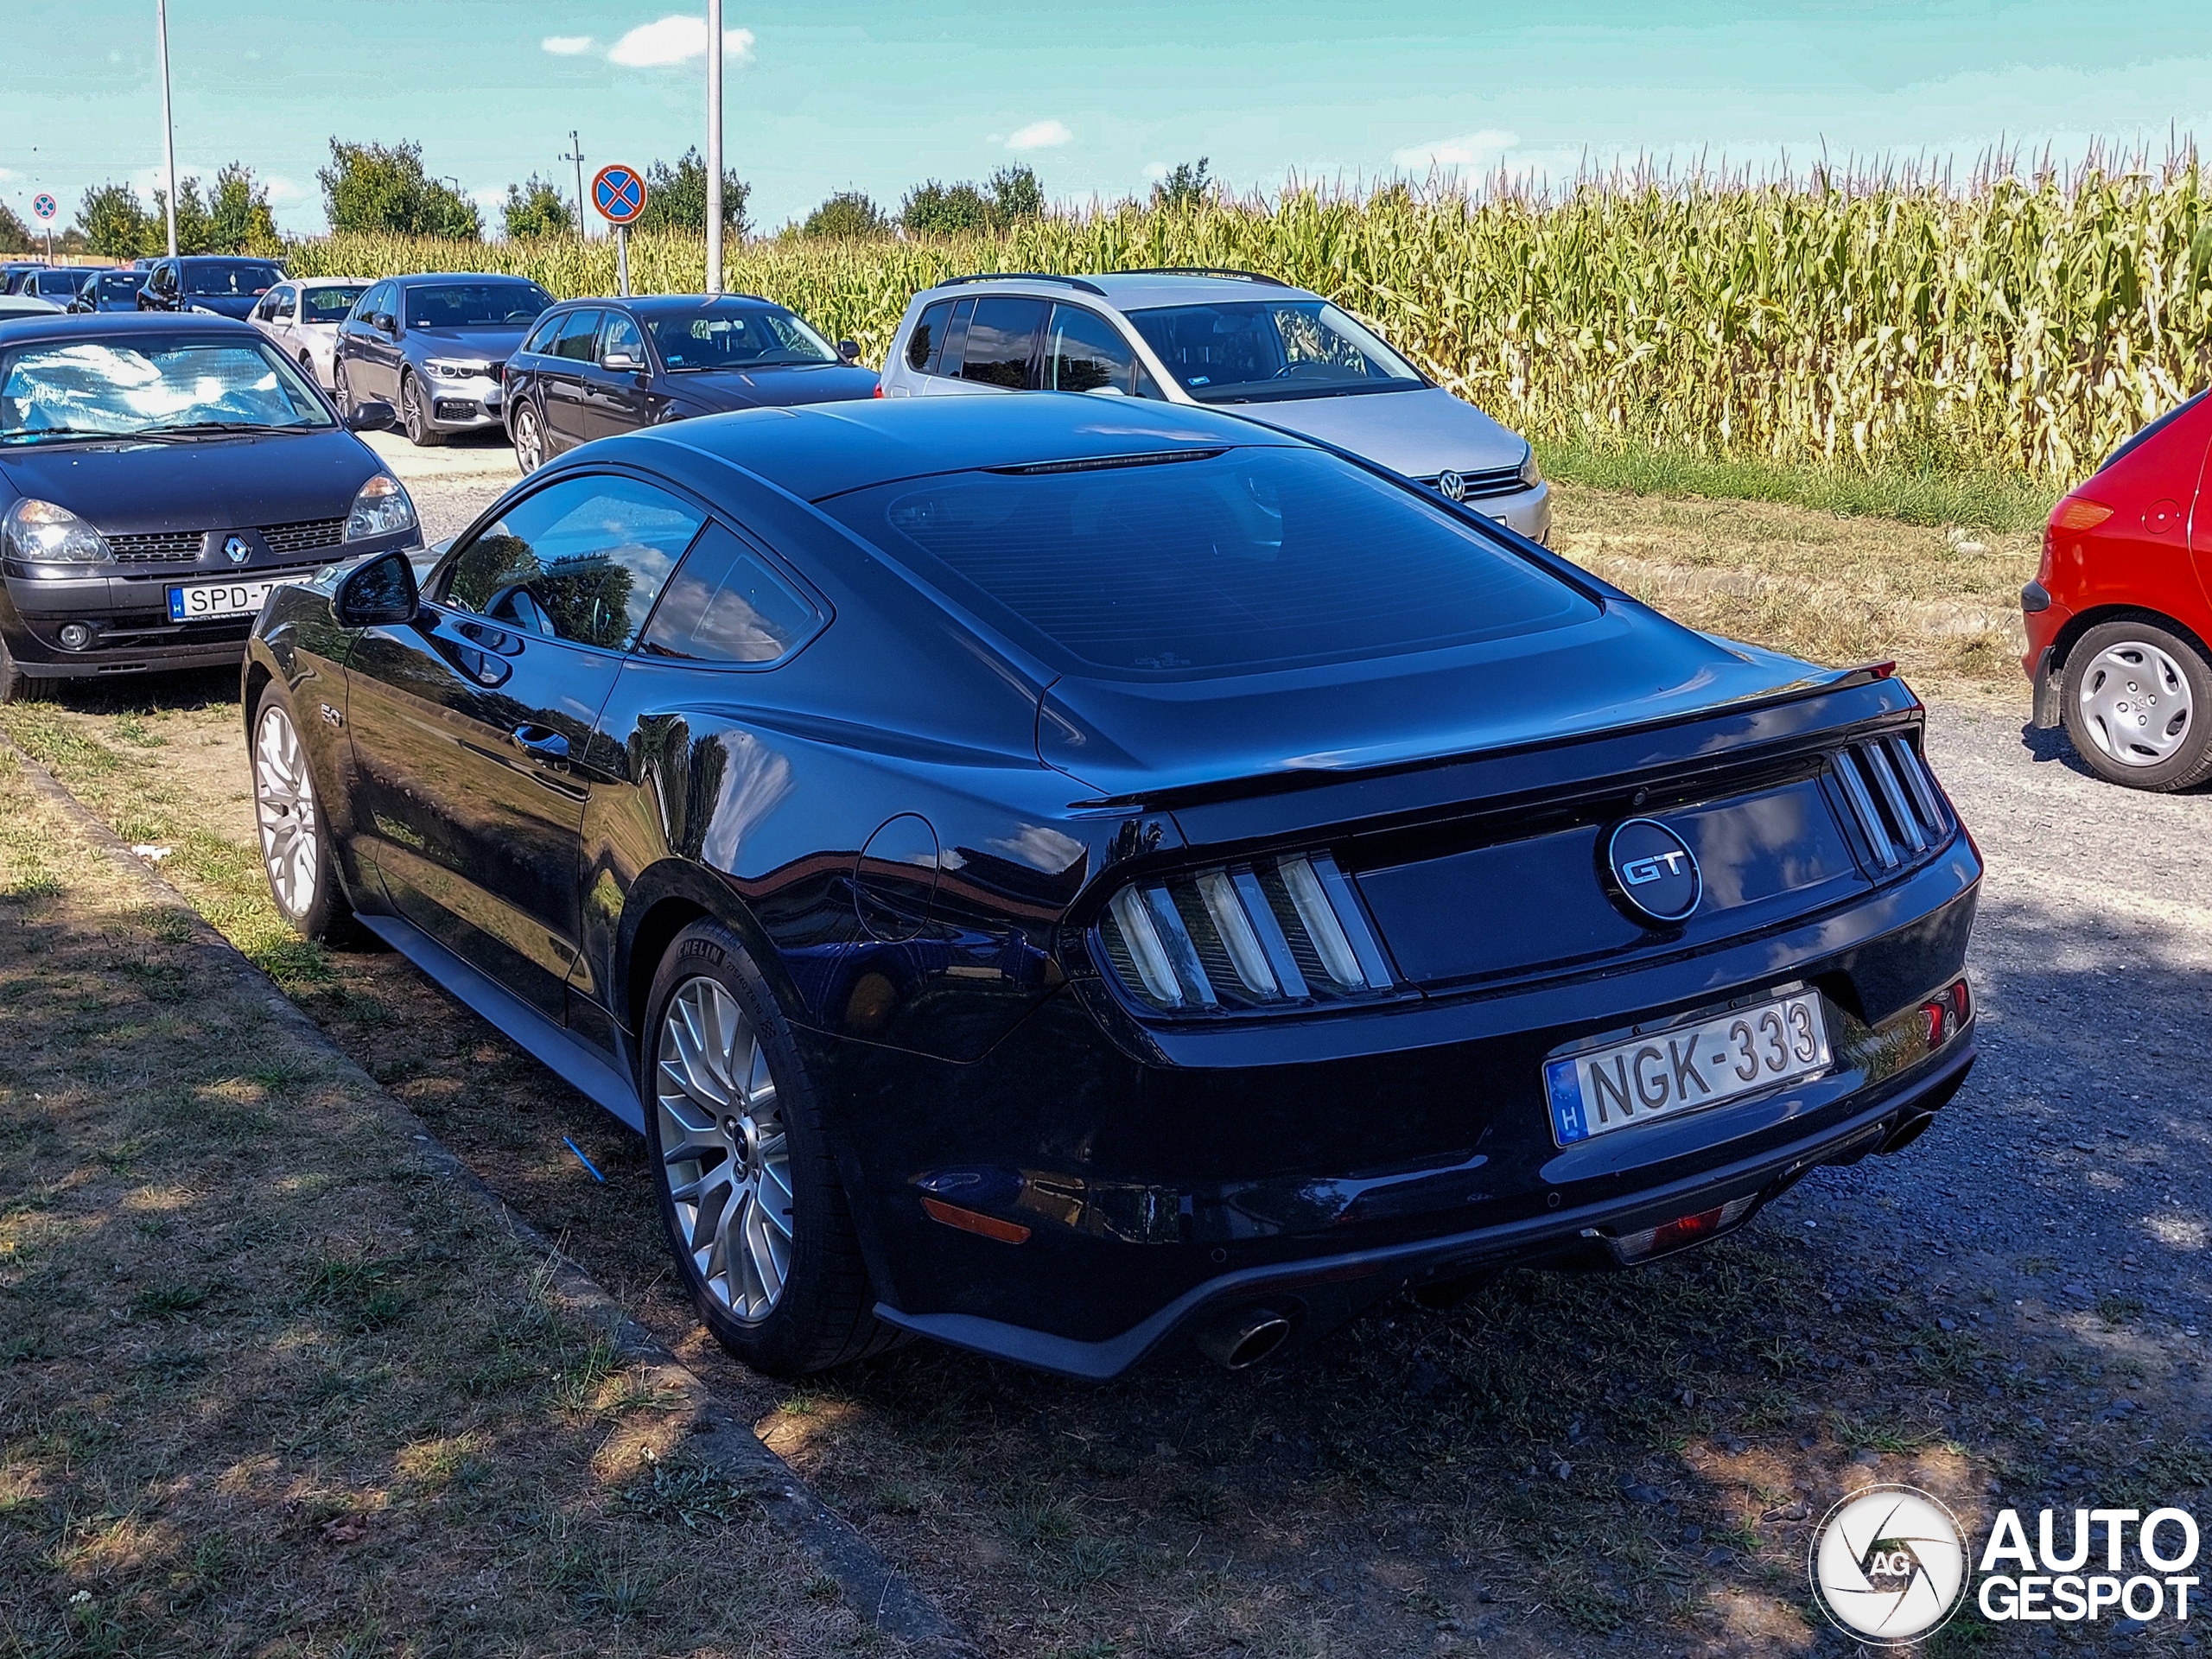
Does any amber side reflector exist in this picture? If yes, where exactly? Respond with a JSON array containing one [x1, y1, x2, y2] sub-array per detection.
[[920, 1196, 1031, 1244], [2051, 498, 2114, 532]]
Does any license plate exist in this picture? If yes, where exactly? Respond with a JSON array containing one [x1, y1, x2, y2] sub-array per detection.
[[168, 579, 278, 622], [1543, 991, 1832, 1147]]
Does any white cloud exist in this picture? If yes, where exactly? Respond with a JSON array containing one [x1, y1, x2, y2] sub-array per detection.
[[1141, 162, 1171, 181], [264, 175, 308, 205], [541, 34, 594, 55], [1006, 118, 1071, 153], [607, 16, 755, 68], [1390, 128, 1519, 171]]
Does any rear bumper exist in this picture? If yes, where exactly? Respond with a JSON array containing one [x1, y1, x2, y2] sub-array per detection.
[[2021, 588, 2069, 728], [876, 1034, 1976, 1379]]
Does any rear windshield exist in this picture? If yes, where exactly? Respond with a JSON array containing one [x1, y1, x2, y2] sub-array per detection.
[[184, 260, 283, 296], [302, 284, 366, 323], [96, 273, 146, 298], [404, 282, 554, 329], [820, 447, 1592, 677]]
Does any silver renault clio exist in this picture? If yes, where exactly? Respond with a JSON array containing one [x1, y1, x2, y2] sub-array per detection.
[[877, 269, 1550, 543]]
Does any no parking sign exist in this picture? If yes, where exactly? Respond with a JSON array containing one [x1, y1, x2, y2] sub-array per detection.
[[591, 164, 646, 296]]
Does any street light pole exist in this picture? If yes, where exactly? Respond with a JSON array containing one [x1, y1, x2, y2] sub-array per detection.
[[705, 0, 723, 293], [156, 0, 178, 257]]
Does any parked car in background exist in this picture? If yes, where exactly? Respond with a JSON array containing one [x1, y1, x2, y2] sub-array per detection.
[[244, 394, 1976, 1379], [251, 276, 371, 390], [22, 269, 92, 306], [68, 270, 149, 313], [334, 272, 555, 447], [137, 255, 287, 320], [0, 264, 52, 296], [0, 296, 62, 321], [0, 313, 412, 702], [504, 293, 874, 472], [2024, 388, 2212, 791], [880, 270, 1552, 543]]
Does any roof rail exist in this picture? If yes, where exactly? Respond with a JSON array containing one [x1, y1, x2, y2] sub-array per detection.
[[1106, 267, 1294, 287], [936, 271, 1109, 297]]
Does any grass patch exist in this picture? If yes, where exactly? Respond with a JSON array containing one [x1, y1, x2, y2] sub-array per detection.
[[1537, 440, 2054, 534]]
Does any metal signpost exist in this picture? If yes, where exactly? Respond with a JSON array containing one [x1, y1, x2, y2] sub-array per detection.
[[592, 163, 646, 297], [32, 194, 56, 262], [706, 0, 724, 294]]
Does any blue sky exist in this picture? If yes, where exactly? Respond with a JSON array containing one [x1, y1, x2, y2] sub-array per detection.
[[3, 1, 2209, 237]]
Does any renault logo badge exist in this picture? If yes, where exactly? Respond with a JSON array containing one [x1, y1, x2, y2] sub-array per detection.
[[223, 536, 251, 565], [1604, 818, 1702, 925], [1436, 470, 1467, 502]]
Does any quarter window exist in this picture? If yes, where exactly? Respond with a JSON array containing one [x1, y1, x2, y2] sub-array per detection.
[[551, 309, 605, 363], [640, 523, 820, 664], [438, 474, 704, 652], [906, 300, 955, 373], [957, 297, 1046, 390]]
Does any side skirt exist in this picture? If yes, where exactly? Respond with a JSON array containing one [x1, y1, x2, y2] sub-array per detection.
[[356, 912, 645, 1133]]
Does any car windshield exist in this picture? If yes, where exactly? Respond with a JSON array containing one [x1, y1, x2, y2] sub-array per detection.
[[822, 446, 1592, 678], [302, 285, 367, 324], [1124, 300, 1424, 404], [0, 338, 334, 444], [95, 274, 146, 299], [405, 283, 554, 328], [184, 260, 284, 297], [647, 301, 837, 370]]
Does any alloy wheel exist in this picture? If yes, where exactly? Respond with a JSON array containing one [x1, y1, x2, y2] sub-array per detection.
[[2076, 639, 2193, 767], [253, 702, 319, 919], [515, 405, 544, 473], [401, 375, 426, 443], [655, 977, 795, 1323], [333, 363, 353, 418]]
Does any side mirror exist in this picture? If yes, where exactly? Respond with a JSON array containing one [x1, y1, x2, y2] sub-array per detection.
[[373, 314, 396, 334], [346, 399, 397, 434], [837, 339, 861, 364], [334, 549, 419, 628], [602, 351, 643, 372]]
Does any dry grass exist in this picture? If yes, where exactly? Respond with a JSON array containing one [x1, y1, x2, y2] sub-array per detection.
[[1549, 485, 2041, 690], [0, 751, 868, 1656]]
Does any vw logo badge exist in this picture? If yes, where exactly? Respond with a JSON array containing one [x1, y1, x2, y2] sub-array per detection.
[[223, 536, 251, 566], [1604, 818, 1701, 925], [1436, 470, 1467, 502]]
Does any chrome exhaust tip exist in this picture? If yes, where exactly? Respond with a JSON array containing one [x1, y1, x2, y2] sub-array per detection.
[[1194, 1306, 1294, 1370]]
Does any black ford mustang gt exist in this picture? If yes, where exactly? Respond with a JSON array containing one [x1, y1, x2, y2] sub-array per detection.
[[243, 396, 1980, 1379]]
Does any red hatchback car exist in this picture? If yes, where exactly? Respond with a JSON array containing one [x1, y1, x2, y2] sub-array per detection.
[[2025, 389, 2212, 790]]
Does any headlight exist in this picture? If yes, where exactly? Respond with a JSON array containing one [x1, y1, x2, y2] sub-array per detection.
[[344, 474, 417, 543], [1518, 446, 1542, 489], [427, 359, 489, 379], [3, 499, 112, 565]]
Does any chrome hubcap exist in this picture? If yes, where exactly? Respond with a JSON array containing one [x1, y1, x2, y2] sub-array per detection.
[[517, 410, 543, 471], [2078, 641, 2193, 767], [655, 977, 793, 1323], [403, 378, 423, 438], [253, 704, 318, 918]]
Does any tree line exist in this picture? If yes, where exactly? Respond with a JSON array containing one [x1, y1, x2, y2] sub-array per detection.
[[29, 143, 1216, 258]]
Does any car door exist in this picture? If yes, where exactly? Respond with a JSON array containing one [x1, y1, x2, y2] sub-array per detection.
[[252, 283, 293, 348], [540, 308, 605, 452], [361, 282, 404, 401], [1042, 303, 1166, 399], [582, 310, 652, 442], [140, 260, 177, 310], [343, 471, 705, 1018]]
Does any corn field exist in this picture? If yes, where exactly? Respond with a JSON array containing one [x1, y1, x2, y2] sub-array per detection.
[[286, 156, 2212, 480]]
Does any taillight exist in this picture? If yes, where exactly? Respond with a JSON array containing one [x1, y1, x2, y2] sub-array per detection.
[[1918, 978, 1972, 1049], [2050, 498, 2113, 533], [1609, 1196, 1756, 1263], [1096, 852, 1395, 1014], [872, 383, 884, 398]]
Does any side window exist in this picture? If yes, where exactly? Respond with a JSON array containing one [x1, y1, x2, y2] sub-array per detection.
[[552, 308, 605, 363], [957, 297, 1046, 390], [1045, 305, 1149, 396], [641, 523, 821, 665], [519, 311, 563, 356], [906, 300, 954, 374], [359, 283, 389, 325], [601, 312, 645, 365], [437, 474, 704, 652]]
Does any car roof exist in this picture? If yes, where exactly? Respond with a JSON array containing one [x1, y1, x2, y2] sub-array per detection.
[[538, 293, 782, 313], [292, 275, 371, 286], [920, 270, 1319, 314], [613, 389, 1309, 504], [390, 270, 543, 286], [0, 311, 261, 345]]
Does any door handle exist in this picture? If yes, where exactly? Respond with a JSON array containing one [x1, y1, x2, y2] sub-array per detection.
[[509, 724, 570, 766]]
